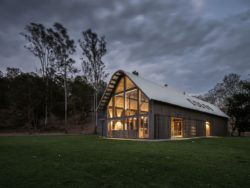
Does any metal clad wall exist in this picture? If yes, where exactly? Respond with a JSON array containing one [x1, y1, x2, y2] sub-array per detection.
[[153, 101, 228, 139], [196, 120, 204, 137]]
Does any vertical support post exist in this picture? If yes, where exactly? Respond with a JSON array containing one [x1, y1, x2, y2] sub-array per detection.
[[149, 100, 154, 139], [123, 77, 126, 131], [137, 89, 140, 138]]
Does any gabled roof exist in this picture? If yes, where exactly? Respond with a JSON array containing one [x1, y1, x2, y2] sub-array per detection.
[[98, 70, 228, 118]]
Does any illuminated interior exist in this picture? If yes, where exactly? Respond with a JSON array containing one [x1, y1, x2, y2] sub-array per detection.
[[106, 75, 149, 138], [171, 118, 183, 138], [113, 120, 124, 130], [139, 116, 149, 138], [114, 93, 124, 117], [115, 77, 124, 93], [205, 121, 211, 136], [126, 117, 137, 130], [125, 89, 138, 116], [107, 98, 113, 118]]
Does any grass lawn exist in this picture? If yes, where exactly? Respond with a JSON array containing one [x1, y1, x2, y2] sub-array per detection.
[[0, 136, 250, 188]]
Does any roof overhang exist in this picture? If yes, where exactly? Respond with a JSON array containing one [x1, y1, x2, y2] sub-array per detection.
[[97, 70, 125, 111]]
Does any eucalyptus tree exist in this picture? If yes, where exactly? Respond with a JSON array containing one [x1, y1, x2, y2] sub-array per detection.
[[48, 23, 77, 132], [79, 29, 108, 131], [227, 80, 250, 136], [20, 23, 56, 128], [197, 73, 243, 112]]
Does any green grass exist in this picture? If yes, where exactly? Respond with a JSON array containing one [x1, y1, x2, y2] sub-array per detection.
[[0, 136, 250, 188]]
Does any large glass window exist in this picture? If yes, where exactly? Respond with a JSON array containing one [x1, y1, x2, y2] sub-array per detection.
[[107, 98, 113, 118], [126, 117, 137, 130], [125, 89, 138, 116], [106, 75, 150, 138], [171, 118, 183, 138], [139, 116, 149, 138], [126, 76, 136, 90], [113, 119, 125, 130], [114, 93, 124, 117], [140, 91, 149, 114], [115, 77, 124, 93]]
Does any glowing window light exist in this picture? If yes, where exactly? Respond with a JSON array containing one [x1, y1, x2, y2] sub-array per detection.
[[114, 121, 123, 130], [116, 109, 123, 117]]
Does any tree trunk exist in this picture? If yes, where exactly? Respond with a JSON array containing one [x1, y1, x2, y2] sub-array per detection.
[[64, 68, 68, 133], [44, 77, 49, 129], [45, 103, 48, 128], [95, 91, 98, 134]]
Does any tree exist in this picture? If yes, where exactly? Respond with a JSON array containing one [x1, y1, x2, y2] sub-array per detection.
[[227, 80, 250, 136], [0, 66, 99, 132], [20, 23, 56, 128], [198, 73, 250, 136], [6, 67, 21, 79], [79, 29, 108, 132], [197, 73, 242, 112], [0, 69, 45, 130], [48, 23, 77, 133], [69, 76, 94, 121]]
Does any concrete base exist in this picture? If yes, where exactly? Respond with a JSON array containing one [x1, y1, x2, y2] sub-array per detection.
[[102, 136, 220, 142]]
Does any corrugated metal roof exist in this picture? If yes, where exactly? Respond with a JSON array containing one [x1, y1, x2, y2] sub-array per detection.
[[98, 70, 229, 118]]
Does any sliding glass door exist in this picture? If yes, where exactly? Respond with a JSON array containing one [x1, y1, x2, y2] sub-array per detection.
[[171, 117, 183, 138]]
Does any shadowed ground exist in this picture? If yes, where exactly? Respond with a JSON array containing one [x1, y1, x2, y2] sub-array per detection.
[[0, 135, 249, 188]]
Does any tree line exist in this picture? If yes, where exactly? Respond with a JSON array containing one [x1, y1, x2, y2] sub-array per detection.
[[197, 73, 250, 136], [0, 22, 107, 132]]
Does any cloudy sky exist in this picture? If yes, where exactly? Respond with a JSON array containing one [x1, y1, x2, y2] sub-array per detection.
[[0, 0, 250, 94]]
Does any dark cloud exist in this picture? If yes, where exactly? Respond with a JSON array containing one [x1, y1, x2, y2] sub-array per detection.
[[0, 0, 249, 94]]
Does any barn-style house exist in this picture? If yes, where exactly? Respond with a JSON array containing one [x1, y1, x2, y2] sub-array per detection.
[[97, 70, 228, 139]]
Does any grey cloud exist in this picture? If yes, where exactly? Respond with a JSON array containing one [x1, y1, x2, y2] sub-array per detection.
[[0, 0, 249, 94]]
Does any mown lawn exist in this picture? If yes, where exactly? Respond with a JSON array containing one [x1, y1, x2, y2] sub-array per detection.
[[0, 135, 249, 188]]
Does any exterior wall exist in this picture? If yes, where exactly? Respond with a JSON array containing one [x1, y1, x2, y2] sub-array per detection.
[[148, 100, 155, 139], [99, 100, 228, 139], [153, 101, 228, 139], [99, 74, 150, 139]]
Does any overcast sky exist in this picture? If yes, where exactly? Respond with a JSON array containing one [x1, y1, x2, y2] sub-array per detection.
[[0, 0, 250, 94]]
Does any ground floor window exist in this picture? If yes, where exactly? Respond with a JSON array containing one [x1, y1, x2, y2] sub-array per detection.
[[171, 117, 183, 138], [190, 125, 196, 137], [126, 117, 137, 130], [113, 120, 125, 130], [107, 115, 149, 138], [139, 116, 149, 138]]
